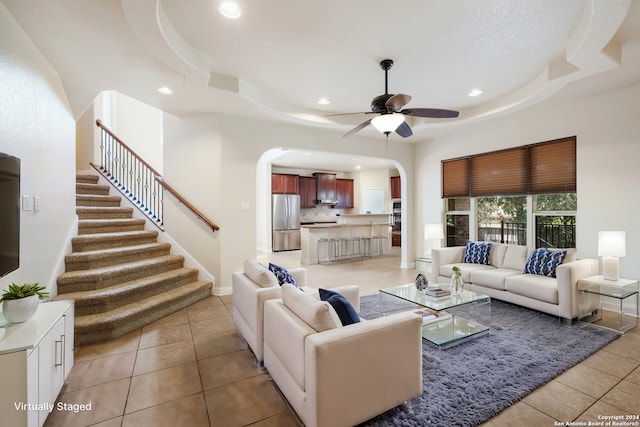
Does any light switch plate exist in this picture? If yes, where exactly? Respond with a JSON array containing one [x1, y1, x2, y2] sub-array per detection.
[[22, 195, 34, 211]]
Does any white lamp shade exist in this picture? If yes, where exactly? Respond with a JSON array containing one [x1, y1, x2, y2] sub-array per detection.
[[424, 224, 444, 240], [598, 231, 626, 257], [371, 114, 405, 134]]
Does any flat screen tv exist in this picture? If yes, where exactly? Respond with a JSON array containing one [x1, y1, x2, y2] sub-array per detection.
[[0, 152, 20, 277]]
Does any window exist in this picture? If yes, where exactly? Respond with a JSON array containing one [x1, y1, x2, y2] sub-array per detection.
[[477, 196, 527, 245], [534, 193, 577, 248], [442, 137, 577, 249], [445, 198, 470, 247]]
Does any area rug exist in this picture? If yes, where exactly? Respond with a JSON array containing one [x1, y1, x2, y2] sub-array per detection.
[[357, 295, 619, 427]]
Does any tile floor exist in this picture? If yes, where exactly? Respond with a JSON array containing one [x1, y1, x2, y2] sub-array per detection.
[[43, 248, 640, 426]]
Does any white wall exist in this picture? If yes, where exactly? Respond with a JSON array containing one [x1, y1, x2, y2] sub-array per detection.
[[0, 3, 76, 296], [416, 82, 640, 280], [162, 113, 222, 283], [162, 114, 416, 287], [108, 92, 164, 174]]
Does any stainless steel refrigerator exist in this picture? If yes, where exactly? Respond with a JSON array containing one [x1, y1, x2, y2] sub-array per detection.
[[272, 194, 301, 251]]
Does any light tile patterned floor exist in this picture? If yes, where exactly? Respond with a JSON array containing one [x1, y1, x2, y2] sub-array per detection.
[[43, 248, 640, 426]]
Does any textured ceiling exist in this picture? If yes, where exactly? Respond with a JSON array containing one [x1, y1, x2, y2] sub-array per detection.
[[2, 0, 639, 169]]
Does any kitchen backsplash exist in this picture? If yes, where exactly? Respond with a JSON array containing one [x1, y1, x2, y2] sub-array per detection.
[[300, 205, 352, 223]]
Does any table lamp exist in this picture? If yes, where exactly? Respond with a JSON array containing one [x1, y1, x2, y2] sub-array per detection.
[[424, 224, 444, 259], [598, 231, 626, 281]]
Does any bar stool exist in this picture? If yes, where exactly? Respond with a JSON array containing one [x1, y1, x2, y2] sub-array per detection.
[[340, 225, 363, 261], [317, 226, 341, 264], [361, 223, 374, 258], [369, 223, 383, 256], [379, 224, 390, 255], [339, 225, 353, 261]]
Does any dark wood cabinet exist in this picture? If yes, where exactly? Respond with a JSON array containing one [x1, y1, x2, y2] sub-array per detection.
[[313, 173, 337, 203], [392, 232, 401, 247], [272, 173, 299, 194], [299, 176, 317, 208], [390, 176, 401, 199], [336, 178, 354, 209]]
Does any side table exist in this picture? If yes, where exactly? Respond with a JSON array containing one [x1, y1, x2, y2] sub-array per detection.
[[578, 275, 639, 334]]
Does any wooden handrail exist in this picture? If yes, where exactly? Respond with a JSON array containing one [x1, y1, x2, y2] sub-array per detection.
[[95, 119, 220, 232], [156, 177, 220, 232]]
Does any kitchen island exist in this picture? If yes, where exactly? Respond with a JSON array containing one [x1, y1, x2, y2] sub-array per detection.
[[300, 214, 391, 264]]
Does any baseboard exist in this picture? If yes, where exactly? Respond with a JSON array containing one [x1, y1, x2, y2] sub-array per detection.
[[214, 286, 232, 296]]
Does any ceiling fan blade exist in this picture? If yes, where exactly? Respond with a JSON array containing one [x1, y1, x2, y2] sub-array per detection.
[[401, 108, 459, 118], [386, 94, 411, 111], [326, 111, 374, 117], [395, 121, 413, 138], [343, 119, 372, 137]]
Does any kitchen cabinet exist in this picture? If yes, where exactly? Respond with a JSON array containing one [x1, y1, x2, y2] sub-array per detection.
[[0, 301, 74, 427], [313, 172, 337, 203], [391, 176, 401, 199], [299, 176, 317, 208], [272, 173, 299, 194], [336, 178, 354, 209]]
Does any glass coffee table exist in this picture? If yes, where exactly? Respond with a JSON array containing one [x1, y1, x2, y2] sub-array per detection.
[[379, 284, 491, 349]]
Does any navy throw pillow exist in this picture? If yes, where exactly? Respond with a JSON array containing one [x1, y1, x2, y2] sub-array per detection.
[[463, 241, 492, 265], [524, 248, 567, 278], [268, 263, 298, 287], [319, 288, 360, 326]]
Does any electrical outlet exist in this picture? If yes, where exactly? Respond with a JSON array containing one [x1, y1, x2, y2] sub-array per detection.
[[34, 196, 40, 211], [22, 195, 34, 211]]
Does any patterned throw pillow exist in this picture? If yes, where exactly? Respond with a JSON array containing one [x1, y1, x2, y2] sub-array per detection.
[[463, 241, 493, 265], [524, 248, 567, 278], [268, 263, 298, 287]]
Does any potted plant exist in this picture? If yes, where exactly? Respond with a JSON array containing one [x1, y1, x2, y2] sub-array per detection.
[[1, 283, 49, 323], [450, 266, 463, 295]]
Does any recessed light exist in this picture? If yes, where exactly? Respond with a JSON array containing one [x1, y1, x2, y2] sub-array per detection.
[[219, 2, 242, 19], [468, 89, 483, 97], [318, 98, 330, 105], [158, 86, 173, 95]]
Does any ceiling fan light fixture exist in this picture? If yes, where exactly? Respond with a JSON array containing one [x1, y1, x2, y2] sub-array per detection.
[[219, 1, 242, 19], [371, 113, 405, 134]]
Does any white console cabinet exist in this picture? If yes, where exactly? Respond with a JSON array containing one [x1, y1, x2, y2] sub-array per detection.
[[0, 301, 74, 427]]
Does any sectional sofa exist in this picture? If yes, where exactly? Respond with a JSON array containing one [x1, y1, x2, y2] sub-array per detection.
[[432, 242, 598, 320]]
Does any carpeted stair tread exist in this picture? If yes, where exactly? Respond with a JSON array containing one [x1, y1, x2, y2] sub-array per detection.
[[76, 194, 122, 207], [76, 182, 110, 195], [76, 206, 134, 219], [74, 281, 212, 345], [76, 174, 99, 184], [66, 172, 216, 345], [78, 218, 146, 234], [57, 254, 185, 292], [64, 242, 172, 271], [55, 267, 200, 315], [72, 230, 159, 252]]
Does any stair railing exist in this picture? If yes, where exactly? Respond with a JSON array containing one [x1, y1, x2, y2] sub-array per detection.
[[94, 119, 219, 232]]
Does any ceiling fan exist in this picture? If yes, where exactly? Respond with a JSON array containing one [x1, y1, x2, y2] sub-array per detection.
[[332, 59, 459, 138]]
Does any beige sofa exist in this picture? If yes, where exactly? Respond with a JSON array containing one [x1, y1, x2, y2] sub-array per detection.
[[264, 284, 422, 427], [232, 261, 359, 363], [432, 243, 598, 320]]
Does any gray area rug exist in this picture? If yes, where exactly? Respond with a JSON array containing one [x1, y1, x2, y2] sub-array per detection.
[[357, 295, 619, 427]]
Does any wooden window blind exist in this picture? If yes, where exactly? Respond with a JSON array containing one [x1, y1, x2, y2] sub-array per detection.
[[441, 136, 576, 197], [529, 137, 576, 193], [442, 157, 469, 198], [470, 147, 527, 196]]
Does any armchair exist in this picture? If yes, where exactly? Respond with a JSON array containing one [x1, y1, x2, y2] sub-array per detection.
[[263, 284, 422, 427]]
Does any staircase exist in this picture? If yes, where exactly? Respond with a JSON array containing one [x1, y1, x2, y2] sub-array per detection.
[[56, 173, 213, 346]]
